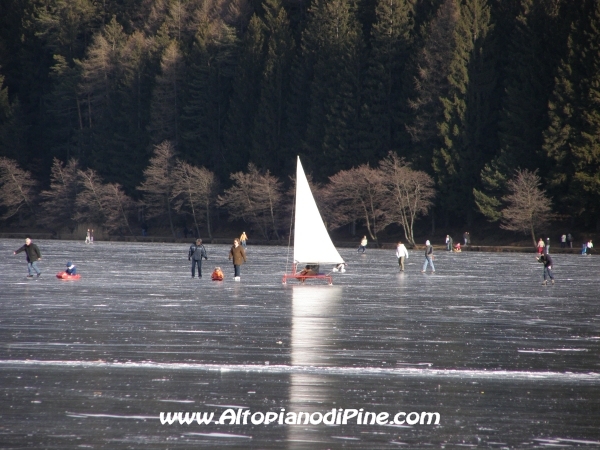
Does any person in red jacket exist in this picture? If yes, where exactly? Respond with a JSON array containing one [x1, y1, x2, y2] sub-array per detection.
[[14, 236, 42, 278]]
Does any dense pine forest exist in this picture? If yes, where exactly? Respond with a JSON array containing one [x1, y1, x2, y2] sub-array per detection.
[[0, 0, 599, 241]]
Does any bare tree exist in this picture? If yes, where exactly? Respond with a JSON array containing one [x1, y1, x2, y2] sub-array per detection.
[[325, 164, 390, 243], [171, 161, 218, 238], [102, 182, 137, 237], [137, 141, 178, 237], [0, 157, 37, 221], [40, 158, 80, 232], [501, 169, 553, 246], [379, 152, 436, 246], [75, 168, 107, 225], [286, 172, 333, 229], [75, 168, 137, 237], [218, 163, 284, 240]]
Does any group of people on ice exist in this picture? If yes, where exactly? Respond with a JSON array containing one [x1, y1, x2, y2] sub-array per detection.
[[13, 236, 76, 279], [188, 233, 248, 281], [13, 228, 597, 286]]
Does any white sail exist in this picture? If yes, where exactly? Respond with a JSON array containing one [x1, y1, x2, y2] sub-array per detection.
[[293, 157, 344, 265]]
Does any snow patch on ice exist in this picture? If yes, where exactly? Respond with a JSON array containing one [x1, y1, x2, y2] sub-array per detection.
[[184, 432, 251, 439], [3, 360, 598, 381]]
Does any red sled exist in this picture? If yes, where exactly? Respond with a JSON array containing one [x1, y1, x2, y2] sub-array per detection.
[[56, 271, 81, 280]]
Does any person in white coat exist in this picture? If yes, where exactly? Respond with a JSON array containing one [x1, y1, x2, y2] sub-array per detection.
[[396, 241, 409, 271]]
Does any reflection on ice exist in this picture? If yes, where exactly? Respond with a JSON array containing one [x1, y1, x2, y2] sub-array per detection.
[[291, 286, 342, 367]]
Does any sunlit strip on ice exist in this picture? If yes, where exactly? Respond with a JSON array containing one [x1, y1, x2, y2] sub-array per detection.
[[1, 359, 599, 381]]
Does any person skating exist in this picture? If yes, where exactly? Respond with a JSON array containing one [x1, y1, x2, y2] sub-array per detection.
[[85, 229, 91, 244], [229, 238, 247, 281], [421, 240, 435, 273], [537, 253, 555, 285], [358, 236, 368, 253], [396, 241, 409, 271], [188, 239, 208, 278], [14, 237, 42, 278]]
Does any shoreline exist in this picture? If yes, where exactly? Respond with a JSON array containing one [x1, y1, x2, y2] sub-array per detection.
[[0, 232, 584, 254]]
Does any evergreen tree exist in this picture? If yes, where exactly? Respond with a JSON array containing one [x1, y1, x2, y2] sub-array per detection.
[[114, 31, 154, 190], [77, 16, 127, 171], [251, 0, 295, 175], [303, 0, 367, 179], [225, 14, 265, 174], [432, 0, 496, 225], [33, 0, 97, 64], [362, 0, 414, 163], [0, 75, 29, 162], [543, 0, 600, 228], [148, 39, 185, 147], [44, 55, 83, 163], [496, 0, 551, 172], [407, 0, 459, 171], [476, 0, 567, 222], [180, 18, 237, 179]]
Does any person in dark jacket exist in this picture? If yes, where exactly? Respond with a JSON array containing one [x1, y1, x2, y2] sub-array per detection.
[[421, 240, 435, 273], [188, 239, 208, 278], [537, 253, 555, 285], [229, 238, 247, 281], [14, 237, 42, 278], [65, 261, 77, 275]]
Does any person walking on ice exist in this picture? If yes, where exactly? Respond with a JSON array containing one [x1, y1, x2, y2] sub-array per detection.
[[358, 236, 368, 253], [85, 229, 91, 244], [188, 239, 208, 278], [421, 240, 435, 273], [240, 231, 248, 249], [537, 253, 555, 285], [396, 241, 409, 271], [14, 237, 42, 278], [229, 238, 247, 281]]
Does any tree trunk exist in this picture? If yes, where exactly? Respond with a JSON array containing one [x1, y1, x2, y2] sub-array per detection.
[[205, 202, 212, 239], [166, 195, 176, 238]]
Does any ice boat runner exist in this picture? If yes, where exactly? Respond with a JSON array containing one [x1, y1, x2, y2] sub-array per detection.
[[282, 157, 345, 285]]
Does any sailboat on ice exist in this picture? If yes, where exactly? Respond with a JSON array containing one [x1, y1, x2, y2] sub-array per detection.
[[282, 157, 345, 285]]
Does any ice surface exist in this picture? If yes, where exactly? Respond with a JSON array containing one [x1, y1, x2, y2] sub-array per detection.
[[1, 239, 599, 448]]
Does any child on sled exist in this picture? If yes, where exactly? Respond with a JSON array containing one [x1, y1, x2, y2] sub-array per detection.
[[211, 267, 224, 281]]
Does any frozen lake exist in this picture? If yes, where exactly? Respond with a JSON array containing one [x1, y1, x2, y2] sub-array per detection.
[[1, 238, 599, 449]]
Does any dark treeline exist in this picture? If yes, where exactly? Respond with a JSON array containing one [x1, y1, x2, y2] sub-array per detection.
[[0, 0, 599, 231]]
